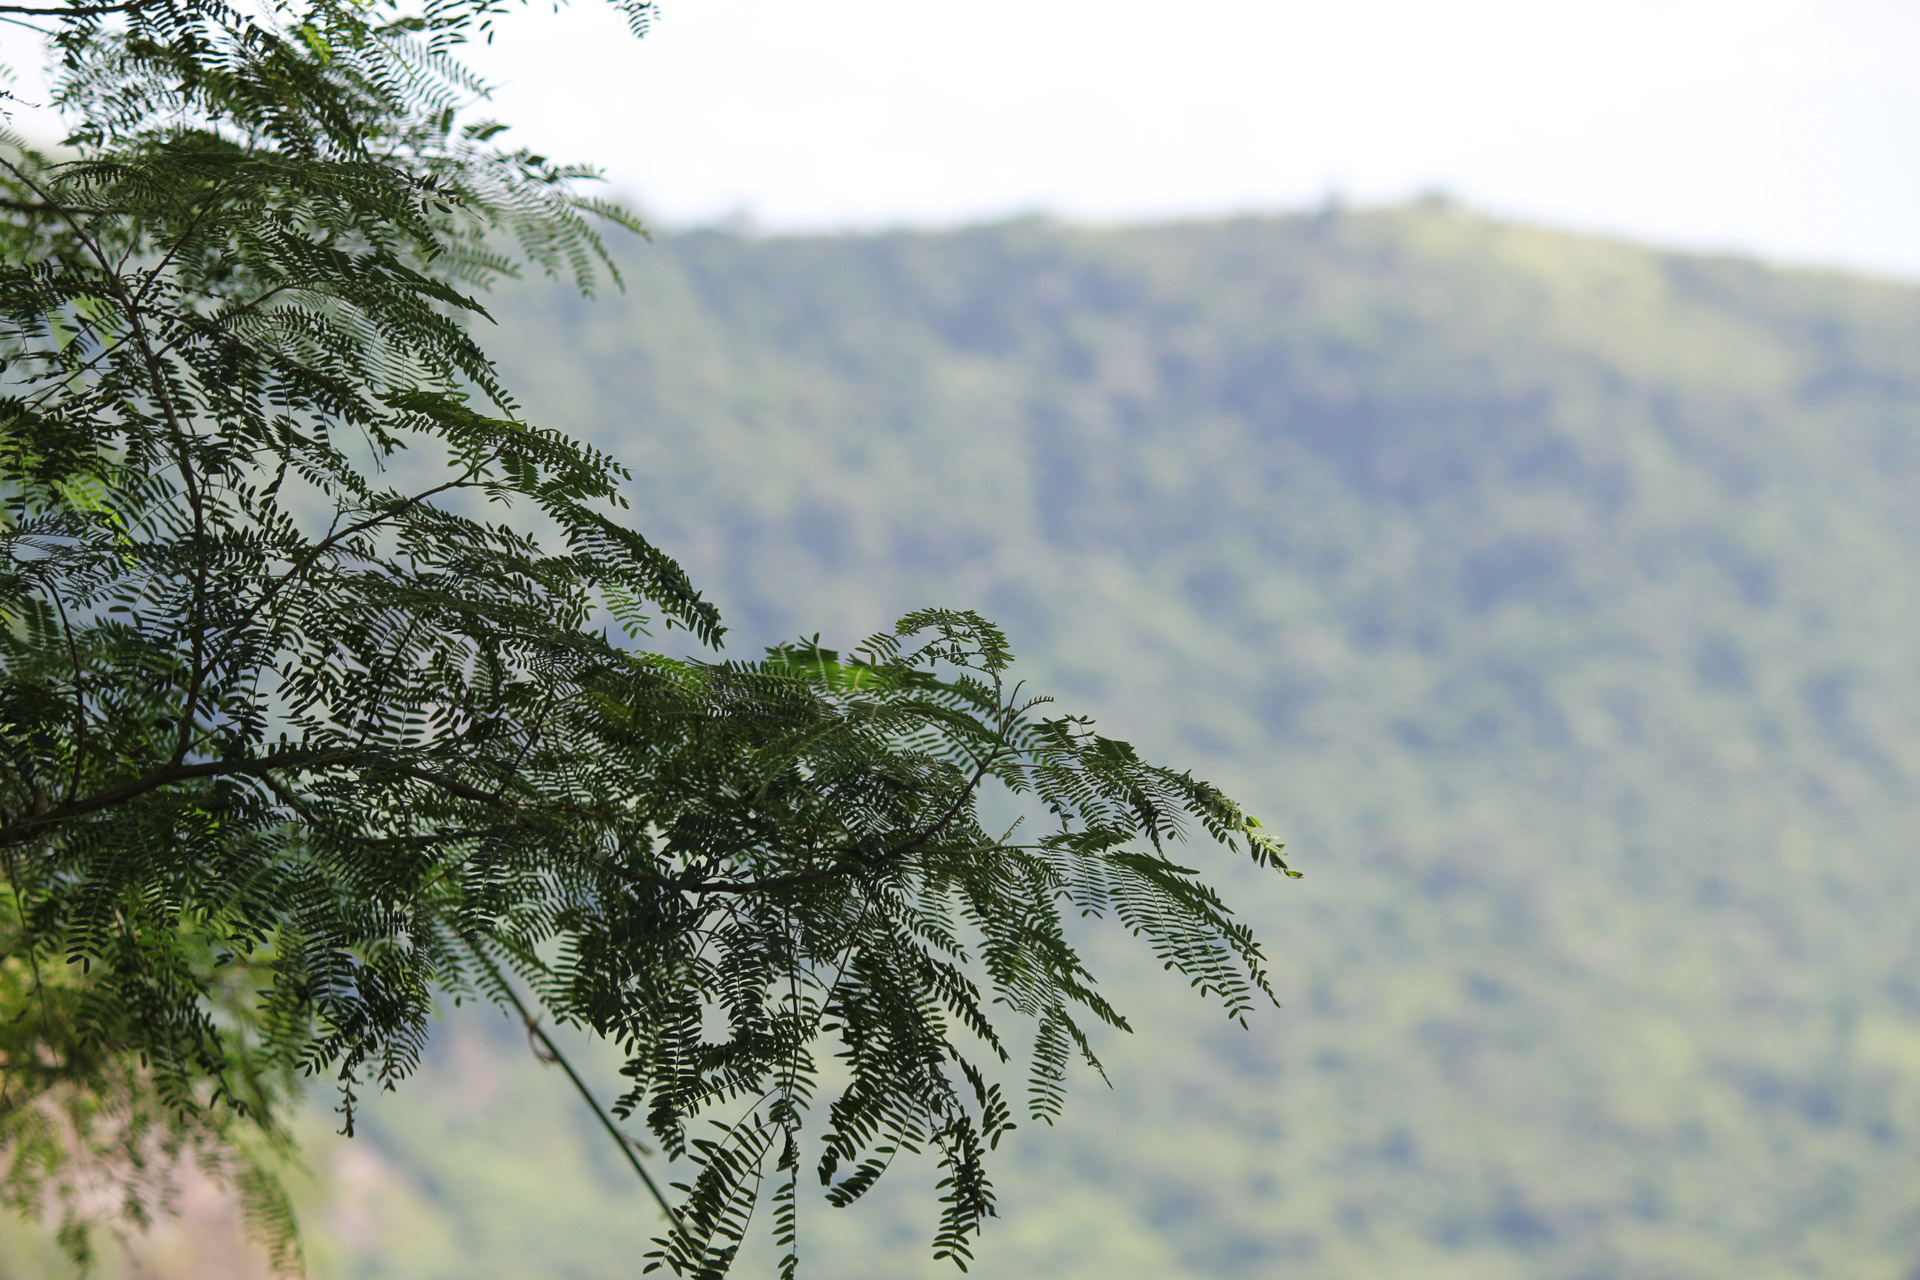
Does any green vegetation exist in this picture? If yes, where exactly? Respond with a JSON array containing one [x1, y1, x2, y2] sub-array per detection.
[[228, 206, 1920, 1279], [0, 6, 1284, 1277], [9, 24, 1920, 1264]]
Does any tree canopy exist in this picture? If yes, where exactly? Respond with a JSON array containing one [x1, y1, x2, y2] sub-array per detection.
[[0, 1, 1293, 1274]]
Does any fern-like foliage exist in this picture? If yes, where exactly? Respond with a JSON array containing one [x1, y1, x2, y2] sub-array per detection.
[[0, 1, 1297, 1273]]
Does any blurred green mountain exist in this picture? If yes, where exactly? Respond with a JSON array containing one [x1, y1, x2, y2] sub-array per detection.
[[13, 204, 1920, 1280]]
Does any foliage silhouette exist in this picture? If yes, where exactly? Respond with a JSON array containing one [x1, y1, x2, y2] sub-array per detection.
[[0, 1, 1290, 1273]]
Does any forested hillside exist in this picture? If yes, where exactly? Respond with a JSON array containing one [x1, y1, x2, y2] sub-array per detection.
[[14, 204, 1920, 1280]]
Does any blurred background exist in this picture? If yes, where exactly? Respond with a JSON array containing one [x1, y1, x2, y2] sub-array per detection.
[[7, 2, 1920, 1277]]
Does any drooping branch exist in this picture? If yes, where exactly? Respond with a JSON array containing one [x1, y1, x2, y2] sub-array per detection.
[[464, 936, 695, 1251]]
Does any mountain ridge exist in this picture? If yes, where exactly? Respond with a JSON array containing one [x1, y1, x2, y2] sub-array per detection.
[[10, 202, 1920, 1280], [477, 204, 1920, 1279]]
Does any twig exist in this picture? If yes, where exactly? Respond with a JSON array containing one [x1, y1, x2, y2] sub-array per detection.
[[0, 1, 142, 13], [465, 939, 695, 1251]]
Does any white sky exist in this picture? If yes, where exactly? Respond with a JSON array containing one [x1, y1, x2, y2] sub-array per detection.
[[457, 0, 1920, 278], [5, 0, 1917, 278]]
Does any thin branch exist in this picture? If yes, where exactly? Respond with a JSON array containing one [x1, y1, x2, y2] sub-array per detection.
[[0, 749, 360, 842], [4, 153, 226, 769], [463, 938, 694, 1251], [684, 749, 1004, 896], [256, 468, 486, 609], [0, 1, 141, 14], [129, 178, 241, 310], [347, 614, 427, 751], [43, 582, 86, 802], [17, 153, 223, 769]]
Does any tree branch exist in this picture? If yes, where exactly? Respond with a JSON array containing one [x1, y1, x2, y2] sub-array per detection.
[[0, 739, 641, 851], [682, 749, 1005, 895], [254, 469, 486, 611], [0, 1, 140, 14], [0, 750, 359, 843], [461, 937, 694, 1251]]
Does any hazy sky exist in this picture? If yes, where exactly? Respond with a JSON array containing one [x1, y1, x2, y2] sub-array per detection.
[[454, 0, 1920, 278], [5, 0, 1915, 277]]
